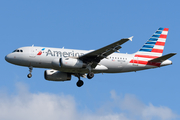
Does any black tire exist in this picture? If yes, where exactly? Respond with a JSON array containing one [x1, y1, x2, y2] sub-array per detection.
[[87, 72, 94, 79], [76, 80, 84, 87], [27, 73, 32, 78]]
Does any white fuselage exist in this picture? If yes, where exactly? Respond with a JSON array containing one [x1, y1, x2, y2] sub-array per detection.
[[5, 27, 175, 87], [5, 46, 172, 74]]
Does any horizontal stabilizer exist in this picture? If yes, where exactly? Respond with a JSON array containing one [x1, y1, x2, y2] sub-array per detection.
[[149, 53, 176, 62]]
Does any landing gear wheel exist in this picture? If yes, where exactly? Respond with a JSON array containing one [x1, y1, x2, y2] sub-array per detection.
[[76, 80, 84, 87], [27, 73, 32, 78], [27, 66, 33, 78], [87, 72, 94, 79]]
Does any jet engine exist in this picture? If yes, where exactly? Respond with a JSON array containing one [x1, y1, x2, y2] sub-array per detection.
[[44, 70, 71, 81], [52, 57, 86, 68], [60, 57, 87, 68]]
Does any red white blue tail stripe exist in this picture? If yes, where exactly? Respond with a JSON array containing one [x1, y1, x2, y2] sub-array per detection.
[[129, 28, 169, 67], [138, 27, 168, 56]]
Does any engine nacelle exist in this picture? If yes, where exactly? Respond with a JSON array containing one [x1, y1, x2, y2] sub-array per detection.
[[60, 58, 87, 68], [44, 70, 71, 81]]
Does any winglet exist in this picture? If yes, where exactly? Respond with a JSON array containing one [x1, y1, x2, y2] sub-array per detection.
[[128, 36, 133, 41]]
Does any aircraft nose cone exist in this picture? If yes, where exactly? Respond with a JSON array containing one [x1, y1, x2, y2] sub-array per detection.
[[5, 54, 12, 63], [5, 53, 21, 65], [5, 54, 9, 62]]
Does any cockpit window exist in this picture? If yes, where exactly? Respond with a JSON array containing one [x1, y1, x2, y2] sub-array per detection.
[[12, 49, 23, 53]]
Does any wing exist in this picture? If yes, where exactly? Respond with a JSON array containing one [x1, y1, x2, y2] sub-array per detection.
[[79, 36, 133, 68]]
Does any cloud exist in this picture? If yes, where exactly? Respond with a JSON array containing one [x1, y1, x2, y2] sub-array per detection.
[[0, 82, 77, 120], [0, 83, 178, 120], [142, 103, 177, 120], [109, 90, 178, 120]]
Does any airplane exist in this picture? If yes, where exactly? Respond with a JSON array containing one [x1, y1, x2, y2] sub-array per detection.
[[5, 28, 176, 87]]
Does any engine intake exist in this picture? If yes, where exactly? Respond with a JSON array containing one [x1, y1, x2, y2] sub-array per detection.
[[44, 70, 71, 81]]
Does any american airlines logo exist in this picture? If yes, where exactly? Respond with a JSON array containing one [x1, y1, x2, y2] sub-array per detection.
[[37, 48, 45, 55]]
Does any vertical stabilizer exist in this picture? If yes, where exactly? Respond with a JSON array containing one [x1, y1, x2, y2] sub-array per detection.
[[130, 28, 169, 67], [135, 28, 169, 58]]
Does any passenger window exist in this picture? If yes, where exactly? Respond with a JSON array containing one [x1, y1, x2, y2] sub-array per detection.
[[20, 50, 23, 52], [17, 50, 19, 52]]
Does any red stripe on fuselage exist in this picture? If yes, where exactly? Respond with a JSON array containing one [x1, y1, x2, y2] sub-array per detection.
[[129, 60, 161, 67]]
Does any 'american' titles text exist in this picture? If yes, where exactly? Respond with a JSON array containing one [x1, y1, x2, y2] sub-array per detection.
[[46, 49, 84, 57]]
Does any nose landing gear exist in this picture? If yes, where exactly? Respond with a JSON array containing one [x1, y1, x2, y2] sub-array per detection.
[[27, 66, 33, 78], [27, 73, 32, 78]]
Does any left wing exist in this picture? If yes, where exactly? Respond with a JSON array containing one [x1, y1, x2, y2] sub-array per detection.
[[79, 37, 133, 68]]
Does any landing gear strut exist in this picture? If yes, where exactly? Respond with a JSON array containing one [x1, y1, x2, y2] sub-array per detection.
[[27, 66, 33, 78], [86, 64, 94, 79], [76, 74, 84, 87]]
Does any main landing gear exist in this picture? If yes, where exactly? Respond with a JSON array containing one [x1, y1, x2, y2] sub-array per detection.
[[27, 66, 33, 78], [86, 64, 94, 79], [76, 64, 95, 87], [76, 74, 84, 87], [87, 72, 94, 79], [75, 72, 94, 87]]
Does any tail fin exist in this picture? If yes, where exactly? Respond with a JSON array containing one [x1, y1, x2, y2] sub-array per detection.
[[135, 27, 169, 57]]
